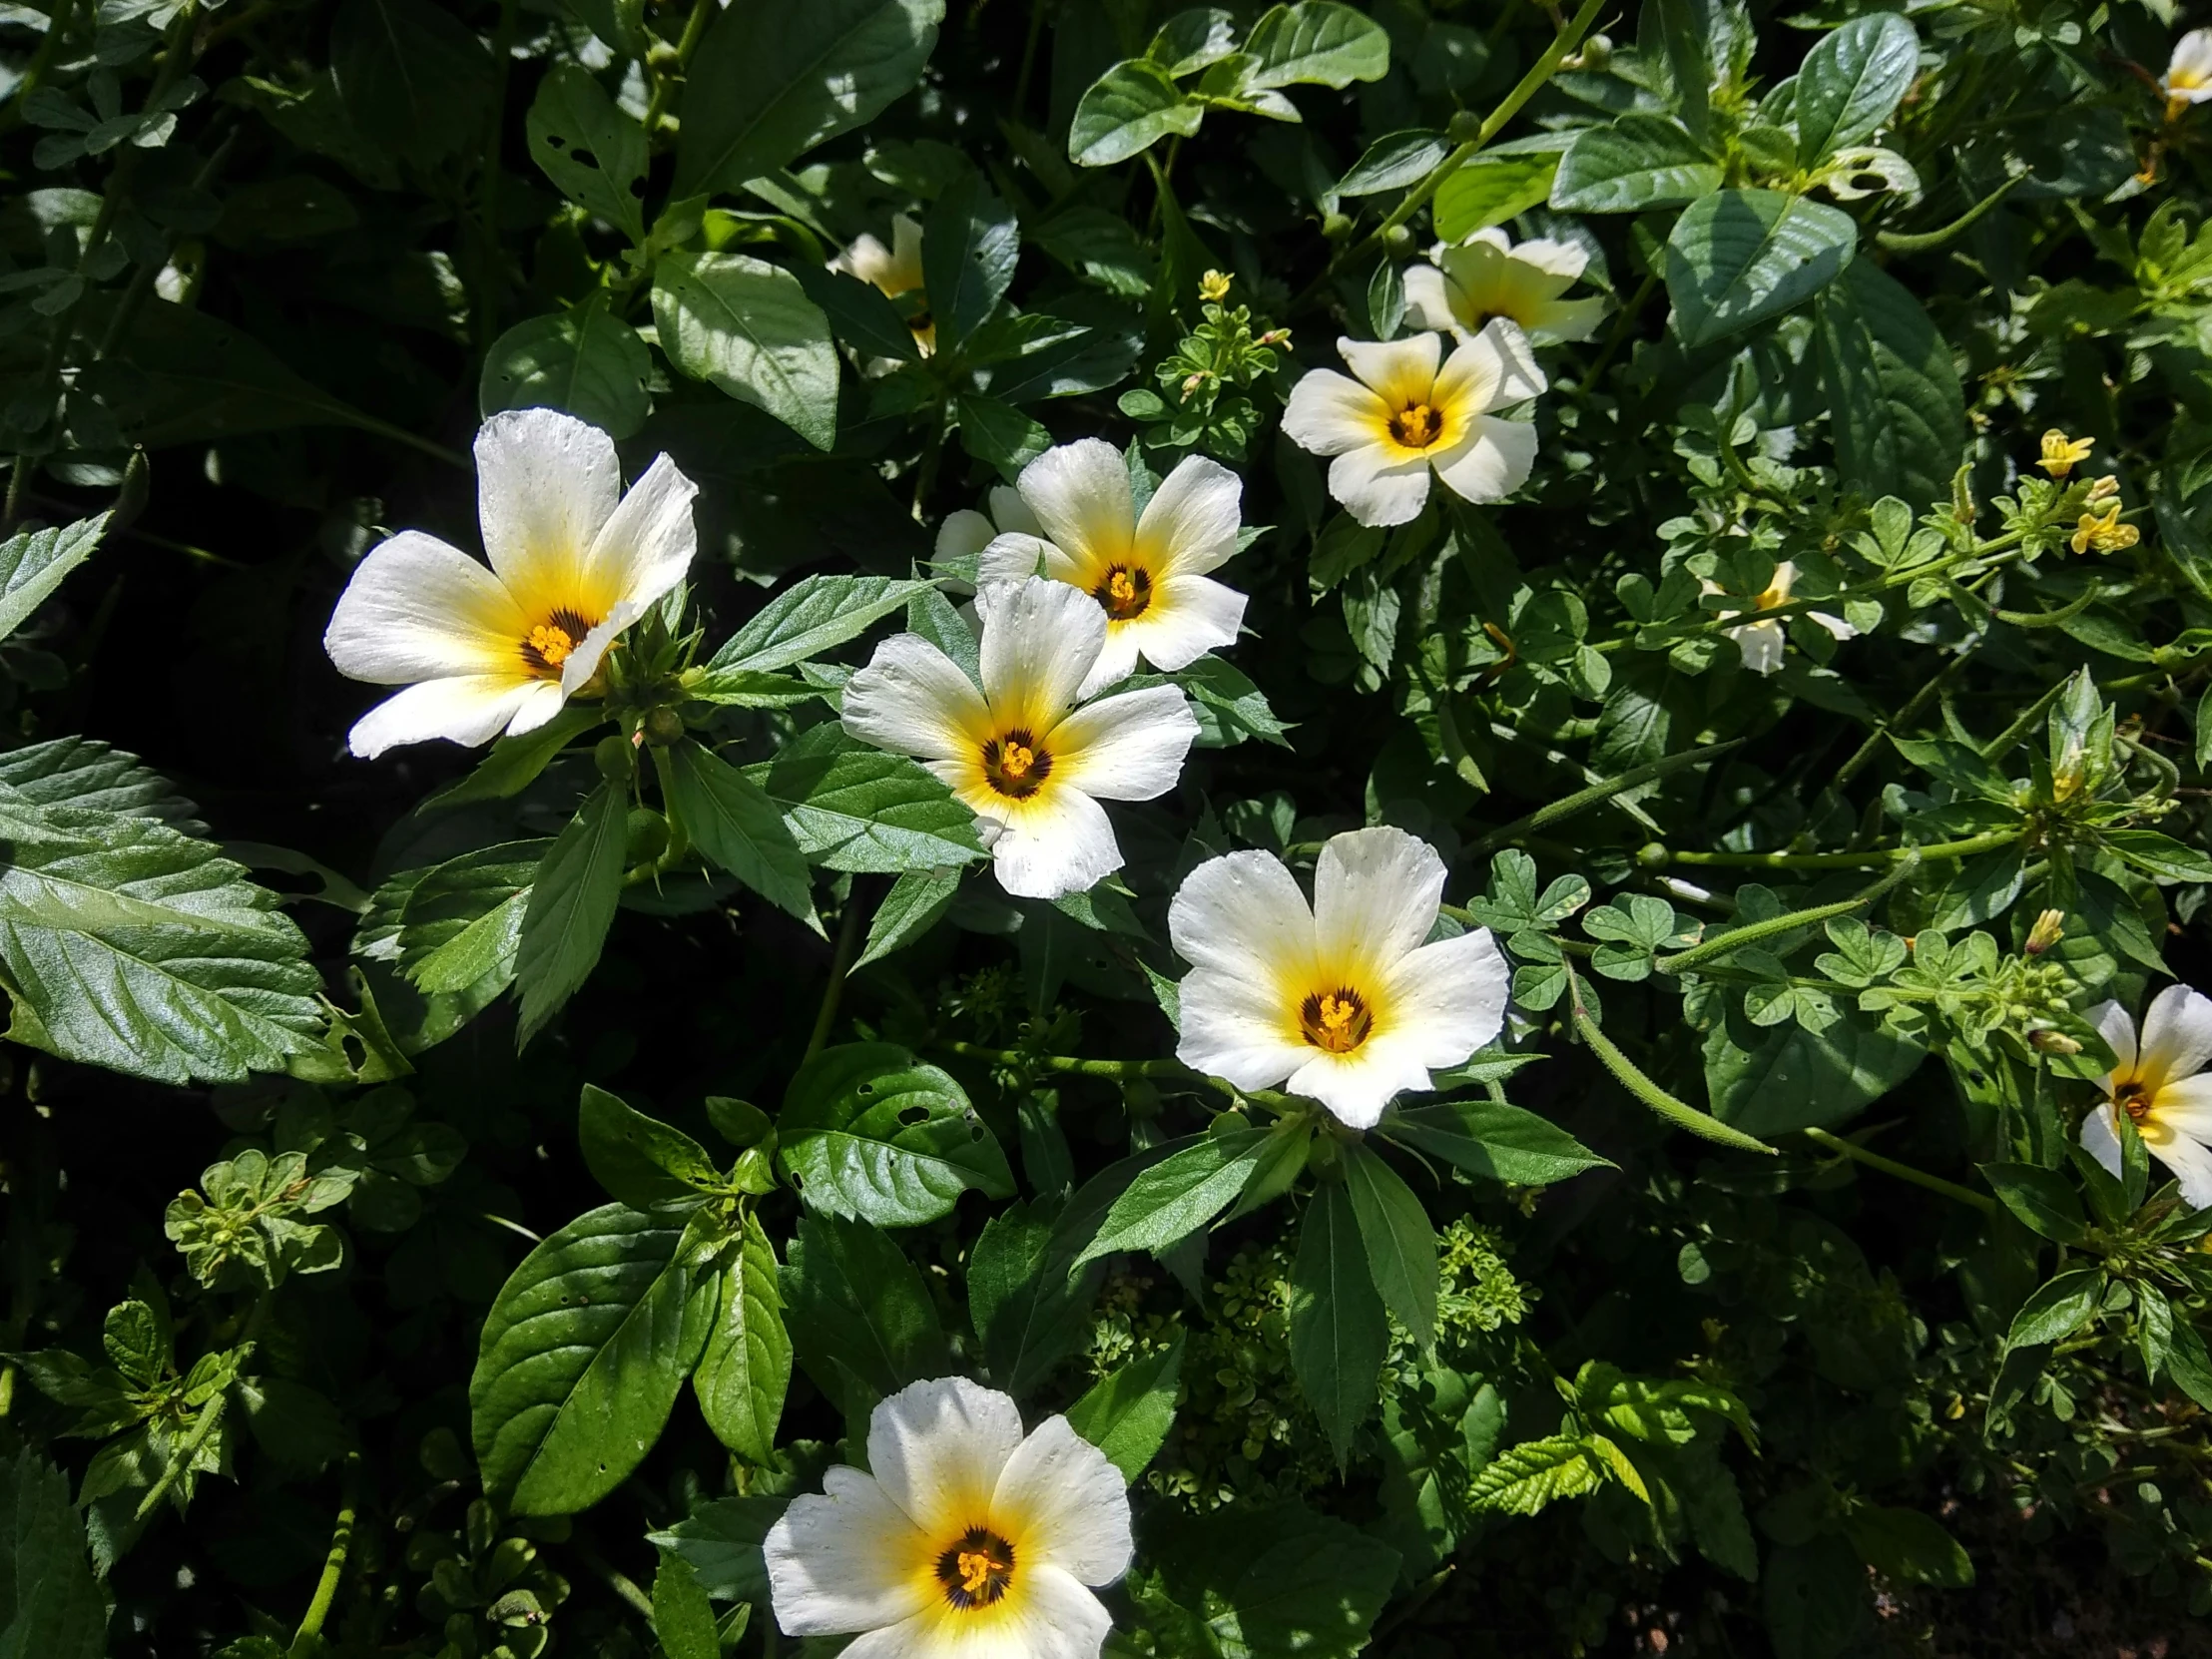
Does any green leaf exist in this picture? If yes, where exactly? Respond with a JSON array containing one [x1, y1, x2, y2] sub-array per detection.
[[1703, 1009, 1927, 1137], [1074, 1128, 1271, 1266], [854, 867, 961, 968], [1065, 1332, 1183, 1480], [674, 0, 945, 198], [778, 1042, 1016, 1227], [527, 62, 648, 239], [969, 1199, 1102, 1394], [649, 1495, 782, 1604], [1069, 59, 1204, 168], [1383, 1099, 1612, 1186], [1813, 258, 1966, 509], [1290, 1180, 1388, 1467], [579, 1084, 722, 1211], [0, 791, 322, 1085], [513, 783, 629, 1048], [651, 1551, 722, 1659], [1842, 1504, 1973, 1588], [1175, 655, 1291, 748], [1978, 1161, 2089, 1245], [1467, 1432, 1606, 1513], [0, 735, 199, 830], [0, 513, 106, 643], [659, 741, 817, 925], [956, 394, 1053, 482], [479, 298, 652, 441], [1134, 1499, 1399, 1659], [2102, 829, 2212, 884], [2004, 1266, 2103, 1351], [1241, 1, 1390, 89], [705, 575, 929, 677], [422, 704, 603, 812], [653, 251, 838, 450], [1432, 152, 1560, 243], [1664, 188, 1857, 348], [1341, 1143, 1437, 1350], [693, 1214, 792, 1465], [783, 1213, 949, 1416], [0, 1448, 109, 1659], [470, 1203, 712, 1514], [1550, 114, 1721, 213], [329, 0, 493, 166], [1338, 129, 1449, 196], [1795, 14, 1919, 167], [396, 840, 545, 997], [749, 725, 986, 872], [922, 172, 1019, 349]]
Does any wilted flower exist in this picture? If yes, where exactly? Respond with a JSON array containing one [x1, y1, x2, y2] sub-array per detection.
[[1402, 228, 1607, 346], [1168, 827, 1509, 1128], [2165, 29, 2212, 122], [1281, 325, 1545, 528], [2083, 985, 2212, 1209], [1704, 561, 1857, 676], [841, 577, 1199, 899], [833, 213, 933, 355], [323, 409, 697, 759], [765, 1378, 1132, 1659], [2071, 503, 2139, 555], [2024, 907, 2066, 955], [2038, 429, 2093, 477], [976, 438, 1247, 697]]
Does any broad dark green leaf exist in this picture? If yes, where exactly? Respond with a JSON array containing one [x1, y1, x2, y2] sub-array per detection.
[[675, 0, 945, 197], [0, 513, 106, 643], [1551, 114, 1720, 213], [1383, 1098, 1611, 1186], [693, 1215, 791, 1466], [0, 733, 198, 830], [1074, 1128, 1271, 1266], [0, 1448, 108, 1659], [479, 298, 652, 441], [1704, 1008, 1927, 1136], [1432, 152, 1559, 244], [1337, 129, 1448, 196], [2103, 829, 2212, 883], [1795, 14, 1919, 167], [1290, 1181, 1387, 1467], [1135, 1498, 1399, 1659], [1813, 258, 1965, 509], [793, 263, 921, 363], [329, 0, 493, 165], [470, 1204, 712, 1514], [579, 1084, 722, 1211], [396, 840, 546, 997], [659, 740, 817, 925], [703, 575, 929, 677], [778, 1042, 1015, 1226], [653, 252, 839, 450], [2004, 1266, 2103, 1351], [649, 1496, 782, 1604], [1842, 1504, 1973, 1588], [1069, 60, 1203, 168], [782, 1212, 949, 1416], [1243, 1, 1389, 89], [1341, 1143, 1437, 1350], [749, 725, 986, 872], [969, 1200, 1102, 1395], [526, 62, 648, 240], [853, 867, 961, 967], [651, 1551, 722, 1659], [1979, 1161, 2089, 1245], [1065, 1332, 1183, 1480], [422, 705, 603, 812], [1665, 187, 1857, 348], [922, 173, 1019, 350], [956, 394, 1053, 481], [514, 783, 629, 1048]]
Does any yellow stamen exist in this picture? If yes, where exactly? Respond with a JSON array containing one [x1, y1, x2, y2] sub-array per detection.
[[520, 607, 598, 679], [1000, 742, 1035, 778], [1093, 563, 1153, 621], [957, 1552, 995, 1595], [2116, 1077, 2155, 1124], [2037, 430, 2093, 478], [982, 730, 1052, 800], [528, 624, 576, 666], [934, 1528, 1015, 1610], [1299, 986, 1373, 1054], [1388, 402, 1443, 450]]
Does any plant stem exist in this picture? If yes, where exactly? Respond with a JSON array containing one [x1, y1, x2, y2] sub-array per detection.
[[1656, 854, 1920, 976], [1802, 1126, 1997, 1215], [935, 1040, 1193, 1080], [642, 0, 718, 139], [1875, 173, 2025, 254], [134, 1389, 225, 1520], [1467, 739, 1742, 856], [1563, 961, 1777, 1154], [290, 1452, 362, 1655], [1656, 827, 2018, 870], [804, 891, 866, 1061], [0, 0, 78, 136]]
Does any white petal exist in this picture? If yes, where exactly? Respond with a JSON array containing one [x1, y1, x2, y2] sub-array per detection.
[[2091, 998, 2139, 1086], [832, 231, 893, 288], [474, 407, 622, 601], [1116, 573, 1246, 678], [1136, 453, 1242, 578], [1399, 264, 1465, 335], [1508, 236, 1589, 284], [1429, 417, 1537, 506], [1016, 440, 1135, 574], [1337, 332, 1440, 405], [324, 530, 527, 684], [975, 579, 1107, 730], [580, 451, 699, 640], [1328, 442, 1433, 528], [2137, 983, 2212, 1092], [1282, 368, 1389, 458], [1434, 319, 1546, 414], [2172, 28, 2212, 82], [2152, 1125, 2212, 1211], [559, 614, 627, 699], [1287, 1041, 1432, 1130], [1072, 625, 1145, 701], [989, 483, 1043, 537], [887, 214, 926, 291], [346, 676, 551, 759], [937, 509, 998, 567], [1048, 684, 1199, 803], [840, 1565, 1112, 1659], [1313, 827, 1446, 975], [976, 532, 1053, 584], [504, 679, 573, 737], [869, 1379, 1027, 1537], [1169, 849, 1316, 981], [1529, 295, 1609, 344], [984, 786, 1123, 899], [1177, 967, 1311, 1092], [764, 1466, 932, 1636], [2151, 1073, 2212, 1141], [843, 635, 990, 763], [1377, 927, 1509, 1068], [2080, 1101, 2123, 1181], [1730, 617, 1786, 676], [992, 1415, 1133, 1584], [1808, 610, 1858, 642]]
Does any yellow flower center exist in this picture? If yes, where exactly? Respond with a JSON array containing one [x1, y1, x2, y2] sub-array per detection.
[[1093, 563, 1154, 621], [982, 729, 1052, 800], [1388, 401, 1444, 450], [520, 608, 596, 679], [934, 1527, 1015, 1610], [2116, 1076, 2156, 1125], [1300, 986, 1373, 1054]]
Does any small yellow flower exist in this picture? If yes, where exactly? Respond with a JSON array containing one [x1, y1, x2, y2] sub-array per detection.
[[2037, 430, 2093, 477], [2086, 473, 2120, 504], [1198, 270, 1233, 302], [2024, 908, 2065, 955], [2070, 503, 2140, 555]]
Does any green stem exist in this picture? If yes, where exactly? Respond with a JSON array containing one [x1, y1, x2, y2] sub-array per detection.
[[0, 0, 78, 135], [290, 1452, 362, 1654], [1657, 827, 2018, 870], [804, 891, 866, 1061], [134, 1389, 226, 1521], [1573, 267, 1658, 395], [1563, 962, 1777, 1154], [1833, 641, 1975, 792], [642, 0, 718, 138], [1875, 173, 2025, 255], [1802, 1126, 1997, 1215], [936, 1040, 1193, 1080], [1467, 739, 1743, 857], [1656, 854, 1920, 976]]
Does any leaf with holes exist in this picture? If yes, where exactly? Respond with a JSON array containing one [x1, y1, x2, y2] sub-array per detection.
[[778, 1042, 1015, 1227], [526, 62, 648, 240]]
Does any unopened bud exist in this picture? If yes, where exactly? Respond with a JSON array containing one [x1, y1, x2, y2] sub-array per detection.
[[1198, 270, 1232, 302], [2029, 1028, 2083, 1056], [2086, 473, 2121, 504], [1321, 212, 1355, 243], [1382, 223, 1414, 258], [1575, 32, 1612, 68], [1446, 109, 1485, 144], [642, 706, 686, 747], [2024, 907, 2065, 955], [594, 733, 634, 783], [1636, 841, 1671, 869]]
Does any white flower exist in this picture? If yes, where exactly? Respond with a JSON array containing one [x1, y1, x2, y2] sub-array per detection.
[[2082, 984, 2212, 1209], [1280, 326, 1545, 529], [323, 408, 697, 760], [833, 212, 933, 355], [2166, 28, 2212, 117], [1168, 827, 1509, 1129], [976, 438, 1247, 698], [765, 1377, 1133, 1659], [1402, 228, 1608, 346], [1704, 560, 1856, 676], [841, 577, 1199, 900], [937, 484, 1044, 573]]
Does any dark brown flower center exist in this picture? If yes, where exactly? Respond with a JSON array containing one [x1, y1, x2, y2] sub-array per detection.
[[935, 1527, 1015, 1610], [981, 729, 1052, 799], [1300, 987, 1373, 1054], [1093, 563, 1154, 621], [1388, 401, 1443, 449], [519, 607, 597, 679], [2116, 1077, 2155, 1123]]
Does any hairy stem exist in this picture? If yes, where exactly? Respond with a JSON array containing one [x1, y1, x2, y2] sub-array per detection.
[[1803, 1126, 1997, 1215]]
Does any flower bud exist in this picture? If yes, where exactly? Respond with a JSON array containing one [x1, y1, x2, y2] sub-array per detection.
[[2024, 907, 2065, 955], [1446, 109, 1485, 144], [1382, 223, 1415, 259], [594, 733, 635, 783], [1636, 841, 1671, 869], [1198, 270, 1232, 302], [2029, 1028, 2082, 1056], [642, 706, 687, 747], [1321, 212, 1355, 243]]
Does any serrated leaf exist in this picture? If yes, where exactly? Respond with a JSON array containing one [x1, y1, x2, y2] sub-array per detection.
[[1074, 1129, 1270, 1265], [969, 1199, 1101, 1395], [1467, 1433, 1605, 1513], [659, 741, 817, 925], [397, 840, 545, 996], [705, 576, 929, 678], [0, 513, 106, 644], [579, 1084, 722, 1211], [778, 1042, 1015, 1226], [1341, 1143, 1436, 1350], [1383, 1097, 1610, 1186], [854, 866, 961, 968], [749, 725, 985, 872], [0, 734, 200, 831], [782, 1212, 949, 1417]]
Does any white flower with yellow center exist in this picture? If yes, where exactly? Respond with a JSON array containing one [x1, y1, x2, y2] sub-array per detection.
[[1280, 325, 1544, 529], [975, 439, 1247, 697], [323, 408, 697, 760], [1402, 228, 1608, 347], [936, 484, 1044, 577], [841, 576, 1200, 900], [765, 1377, 1133, 1659], [2082, 984, 2212, 1209], [832, 212, 934, 356], [2166, 29, 2212, 121], [1703, 560, 1857, 676], [1168, 827, 1509, 1128]]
